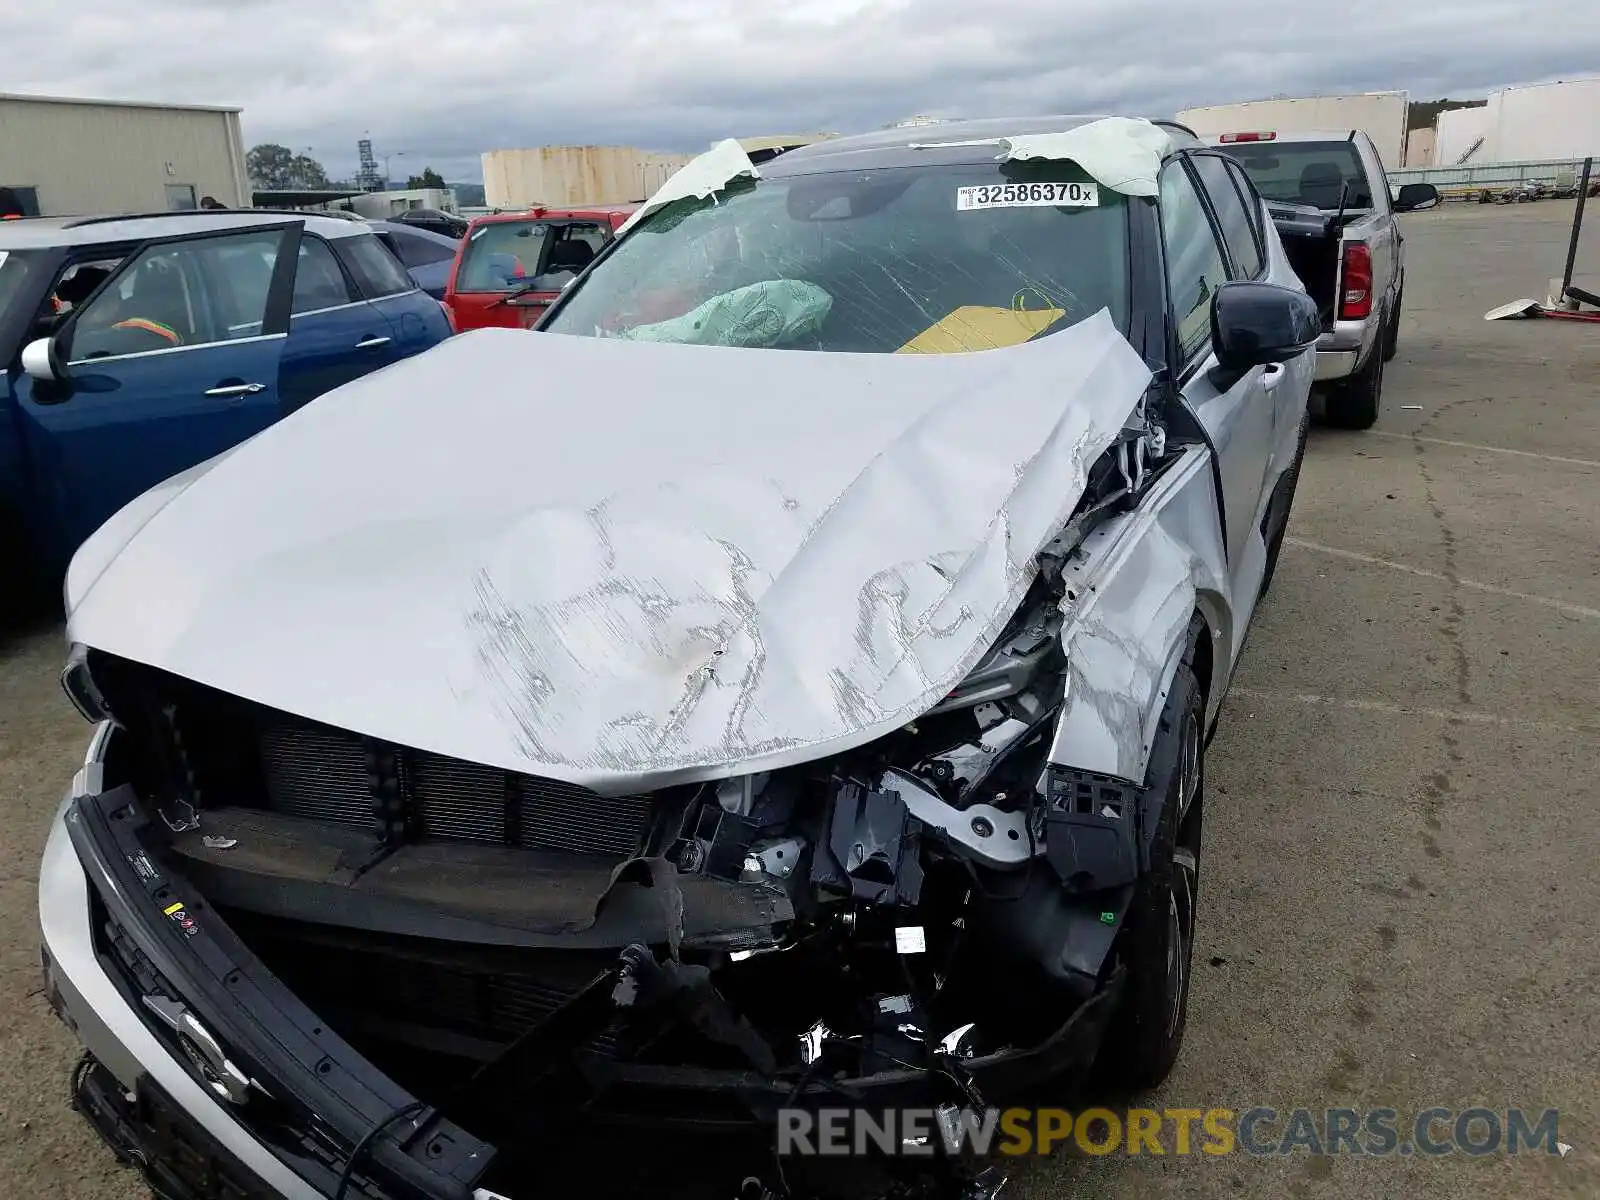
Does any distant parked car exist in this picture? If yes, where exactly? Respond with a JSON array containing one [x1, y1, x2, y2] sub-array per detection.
[[443, 205, 636, 331], [0, 211, 452, 576], [369, 220, 460, 299], [389, 207, 469, 239]]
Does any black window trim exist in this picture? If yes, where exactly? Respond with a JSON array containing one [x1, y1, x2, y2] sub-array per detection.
[[1157, 152, 1233, 378], [1219, 158, 1270, 280], [1183, 149, 1267, 283]]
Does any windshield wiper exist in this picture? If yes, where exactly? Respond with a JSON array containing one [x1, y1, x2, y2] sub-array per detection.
[[491, 279, 544, 307]]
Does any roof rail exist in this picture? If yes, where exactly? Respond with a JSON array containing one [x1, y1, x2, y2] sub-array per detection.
[[62, 208, 317, 228]]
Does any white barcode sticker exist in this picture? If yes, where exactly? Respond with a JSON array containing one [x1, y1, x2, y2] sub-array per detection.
[[956, 182, 1099, 211], [895, 926, 927, 954]]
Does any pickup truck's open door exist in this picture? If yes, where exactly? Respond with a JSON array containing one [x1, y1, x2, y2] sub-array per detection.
[[13, 222, 302, 562]]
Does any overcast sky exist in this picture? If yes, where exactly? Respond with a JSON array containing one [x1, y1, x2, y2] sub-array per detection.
[[7, 0, 1600, 183]]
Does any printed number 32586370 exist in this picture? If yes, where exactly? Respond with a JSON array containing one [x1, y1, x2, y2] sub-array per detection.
[[955, 182, 1099, 210]]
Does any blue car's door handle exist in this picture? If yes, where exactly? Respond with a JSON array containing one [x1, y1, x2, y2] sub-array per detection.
[[204, 382, 267, 398], [355, 336, 392, 350]]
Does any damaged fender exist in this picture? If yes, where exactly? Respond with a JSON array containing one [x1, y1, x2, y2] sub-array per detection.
[[1048, 446, 1232, 786]]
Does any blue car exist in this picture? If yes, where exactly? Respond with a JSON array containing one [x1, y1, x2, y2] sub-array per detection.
[[368, 220, 460, 299], [0, 211, 452, 579]]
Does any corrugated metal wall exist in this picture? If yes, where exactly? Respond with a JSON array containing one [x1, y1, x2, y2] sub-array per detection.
[[0, 96, 249, 215], [480, 146, 694, 209]]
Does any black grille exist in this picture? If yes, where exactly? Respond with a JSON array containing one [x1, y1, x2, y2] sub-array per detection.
[[254, 715, 651, 856], [231, 913, 617, 1056], [259, 723, 375, 826]]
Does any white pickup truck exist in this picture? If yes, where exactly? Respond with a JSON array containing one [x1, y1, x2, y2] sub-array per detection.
[[1208, 129, 1439, 428]]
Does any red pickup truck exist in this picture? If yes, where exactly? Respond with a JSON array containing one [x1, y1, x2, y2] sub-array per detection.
[[442, 204, 637, 332]]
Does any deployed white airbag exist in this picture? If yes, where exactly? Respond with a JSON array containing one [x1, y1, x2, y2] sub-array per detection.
[[615, 138, 760, 236], [998, 117, 1173, 198], [617, 280, 833, 348]]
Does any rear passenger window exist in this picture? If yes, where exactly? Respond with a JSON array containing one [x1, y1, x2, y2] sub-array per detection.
[[1160, 161, 1230, 365], [337, 234, 416, 298], [1192, 154, 1264, 280], [292, 237, 356, 314]]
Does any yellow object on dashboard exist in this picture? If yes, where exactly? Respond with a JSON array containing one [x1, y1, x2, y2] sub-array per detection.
[[897, 305, 1066, 354]]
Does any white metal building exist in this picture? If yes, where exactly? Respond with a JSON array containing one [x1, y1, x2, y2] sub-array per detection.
[[1433, 106, 1492, 166], [1177, 92, 1412, 169], [338, 188, 460, 219], [0, 92, 250, 216], [481, 146, 694, 210], [1475, 79, 1600, 162]]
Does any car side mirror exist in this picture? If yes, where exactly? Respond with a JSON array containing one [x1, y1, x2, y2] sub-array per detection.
[[1394, 183, 1440, 213], [21, 336, 65, 383], [1210, 281, 1321, 374]]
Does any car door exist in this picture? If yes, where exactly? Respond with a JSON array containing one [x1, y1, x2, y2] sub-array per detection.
[[1163, 153, 1278, 606], [277, 233, 402, 414], [335, 231, 450, 359], [11, 223, 298, 558]]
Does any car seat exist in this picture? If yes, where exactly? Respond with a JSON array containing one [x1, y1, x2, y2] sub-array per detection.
[[546, 239, 595, 274]]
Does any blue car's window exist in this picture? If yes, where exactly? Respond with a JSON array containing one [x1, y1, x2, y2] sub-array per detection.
[[0, 249, 37, 329], [339, 234, 415, 299], [292, 237, 357, 314], [69, 230, 283, 360]]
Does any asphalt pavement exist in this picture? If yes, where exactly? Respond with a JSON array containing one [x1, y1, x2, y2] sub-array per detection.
[[0, 199, 1595, 1200]]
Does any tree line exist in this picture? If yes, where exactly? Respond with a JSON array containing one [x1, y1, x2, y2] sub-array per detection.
[[246, 143, 447, 192]]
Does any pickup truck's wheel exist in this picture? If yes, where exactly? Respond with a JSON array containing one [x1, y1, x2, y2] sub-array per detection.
[[1322, 333, 1385, 430], [1383, 287, 1403, 362], [1095, 651, 1204, 1093]]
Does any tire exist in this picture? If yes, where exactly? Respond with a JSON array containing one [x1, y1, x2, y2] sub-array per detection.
[[1095, 648, 1204, 1094], [1259, 408, 1309, 598], [1322, 333, 1385, 430], [1383, 287, 1402, 362]]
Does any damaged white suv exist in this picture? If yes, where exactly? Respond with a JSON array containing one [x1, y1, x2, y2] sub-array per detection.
[[41, 116, 1317, 1200]]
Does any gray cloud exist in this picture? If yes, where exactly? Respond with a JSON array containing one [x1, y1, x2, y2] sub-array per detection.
[[6, 0, 1599, 182]]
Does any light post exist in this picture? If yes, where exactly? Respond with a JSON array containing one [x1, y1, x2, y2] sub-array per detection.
[[383, 151, 407, 188]]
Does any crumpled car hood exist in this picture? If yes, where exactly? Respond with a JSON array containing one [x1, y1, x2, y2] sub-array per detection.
[[68, 314, 1151, 794]]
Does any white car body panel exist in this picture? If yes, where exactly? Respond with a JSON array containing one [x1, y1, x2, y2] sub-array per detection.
[[66, 313, 1151, 794]]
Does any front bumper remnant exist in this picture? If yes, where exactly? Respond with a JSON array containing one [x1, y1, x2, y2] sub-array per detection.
[[43, 723, 1122, 1199]]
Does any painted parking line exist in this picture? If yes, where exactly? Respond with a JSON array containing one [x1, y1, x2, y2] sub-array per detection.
[[1284, 538, 1600, 622], [1226, 688, 1600, 737], [1366, 431, 1600, 470]]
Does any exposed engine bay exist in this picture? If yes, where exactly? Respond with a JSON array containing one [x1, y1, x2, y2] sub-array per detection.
[[69, 424, 1182, 1197]]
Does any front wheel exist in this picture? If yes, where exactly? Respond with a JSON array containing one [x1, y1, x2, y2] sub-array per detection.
[[1095, 654, 1204, 1093]]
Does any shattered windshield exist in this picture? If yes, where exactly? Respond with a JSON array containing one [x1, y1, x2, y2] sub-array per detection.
[[541, 161, 1128, 353]]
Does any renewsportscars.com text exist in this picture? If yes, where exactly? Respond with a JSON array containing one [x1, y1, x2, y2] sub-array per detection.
[[776, 1106, 1565, 1158]]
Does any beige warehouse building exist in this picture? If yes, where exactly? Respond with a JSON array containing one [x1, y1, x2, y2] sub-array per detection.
[[0, 92, 250, 217], [481, 146, 695, 210]]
